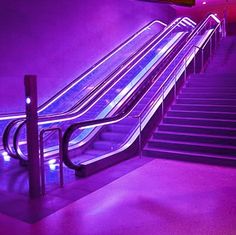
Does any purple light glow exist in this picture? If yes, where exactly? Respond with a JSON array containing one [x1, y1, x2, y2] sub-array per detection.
[[48, 159, 58, 171], [26, 97, 31, 104], [2, 152, 11, 162], [0, 0, 176, 113]]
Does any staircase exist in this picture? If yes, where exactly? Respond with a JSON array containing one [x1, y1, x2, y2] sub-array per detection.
[[143, 36, 236, 166]]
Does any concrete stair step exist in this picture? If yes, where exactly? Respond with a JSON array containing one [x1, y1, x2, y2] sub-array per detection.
[[186, 80, 236, 87], [171, 104, 236, 112], [185, 82, 236, 88], [181, 87, 236, 93], [178, 93, 236, 99], [167, 110, 236, 120], [163, 116, 236, 128], [143, 147, 236, 166], [176, 98, 236, 105], [189, 73, 236, 80], [153, 131, 236, 146], [158, 123, 236, 136], [147, 139, 236, 156]]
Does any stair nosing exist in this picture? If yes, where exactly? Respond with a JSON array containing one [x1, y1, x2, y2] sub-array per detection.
[[159, 123, 236, 131], [143, 147, 236, 160], [168, 110, 236, 115], [164, 116, 236, 123], [154, 131, 236, 140], [148, 139, 236, 150]]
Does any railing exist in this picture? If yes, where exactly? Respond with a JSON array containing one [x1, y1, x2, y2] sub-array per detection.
[[0, 19, 168, 121], [137, 20, 222, 129], [39, 128, 63, 195], [4, 17, 195, 161], [61, 14, 222, 171]]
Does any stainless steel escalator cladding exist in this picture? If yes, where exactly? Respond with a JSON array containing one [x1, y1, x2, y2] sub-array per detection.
[[4, 17, 196, 162], [61, 14, 223, 176]]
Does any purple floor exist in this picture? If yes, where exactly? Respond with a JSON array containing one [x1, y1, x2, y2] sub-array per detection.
[[0, 154, 152, 223], [1, 158, 236, 235]]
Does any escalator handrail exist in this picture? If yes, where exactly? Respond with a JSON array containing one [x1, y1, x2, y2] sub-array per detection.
[[61, 15, 221, 168], [0, 20, 167, 120], [184, 13, 220, 45], [22, 18, 186, 123], [87, 20, 223, 167], [13, 24, 190, 162], [62, 14, 219, 133], [135, 19, 221, 121], [4, 17, 190, 159]]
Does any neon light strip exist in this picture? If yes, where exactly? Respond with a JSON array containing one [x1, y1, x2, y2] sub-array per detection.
[[38, 32, 187, 156], [37, 20, 167, 113], [183, 17, 197, 27], [17, 24, 187, 158], [38, 23, 186, 125], [16, 20, 190, 157], [65, 32, 187, 150], [39, 19, 182, 123], [81, 18, 221, 165], [0, 20, 167, 121], [34, 18, 196, 156]]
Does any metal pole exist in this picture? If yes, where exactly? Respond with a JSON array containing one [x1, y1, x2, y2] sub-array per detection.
[[24, 75, 41, 198], [184, 58, 187, 81], [210, 38, 212, 59], [223, 1, 228, 37], [174, 73, 177, 97], [58, 129, 64, 187], [201, 49, 204, 73], [138, 116, 142, 158], [40, 128, 64, 194], [162, 87, 164, 116], [40, 132, 46, 195]]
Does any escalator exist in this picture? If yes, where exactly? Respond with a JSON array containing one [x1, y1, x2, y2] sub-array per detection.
[[0, 18, 168, 149], [61, 14, 222, 176], [4, 17, 196, 161]]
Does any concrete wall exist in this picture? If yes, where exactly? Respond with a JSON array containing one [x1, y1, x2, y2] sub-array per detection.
[[0, 0, 176, 113]]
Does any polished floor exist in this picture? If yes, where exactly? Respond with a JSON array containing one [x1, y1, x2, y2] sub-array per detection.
[[1, 158, 236, 235]]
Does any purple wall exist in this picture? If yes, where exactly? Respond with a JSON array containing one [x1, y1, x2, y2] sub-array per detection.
[[0, 0, 176, 113]]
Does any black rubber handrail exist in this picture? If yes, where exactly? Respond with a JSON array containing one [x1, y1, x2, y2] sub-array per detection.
[[4, 18, 187, 160], [13, 26, 189, 162], [0, 19, 168, 121], [61, 14, 221, 170], [138, 18, 222, 121]]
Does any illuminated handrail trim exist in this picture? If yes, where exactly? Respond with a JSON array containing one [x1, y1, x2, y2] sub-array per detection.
[[7, 17, 195, 160], [8, 18, 191, 158], [62, 15, 221, 169], [15, 32, 187, 160], [0, 20, 167, 121], [82, 21, 222, 166]]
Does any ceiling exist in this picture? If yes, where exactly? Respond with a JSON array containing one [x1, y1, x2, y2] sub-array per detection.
[[174, 0, 236, 23]]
